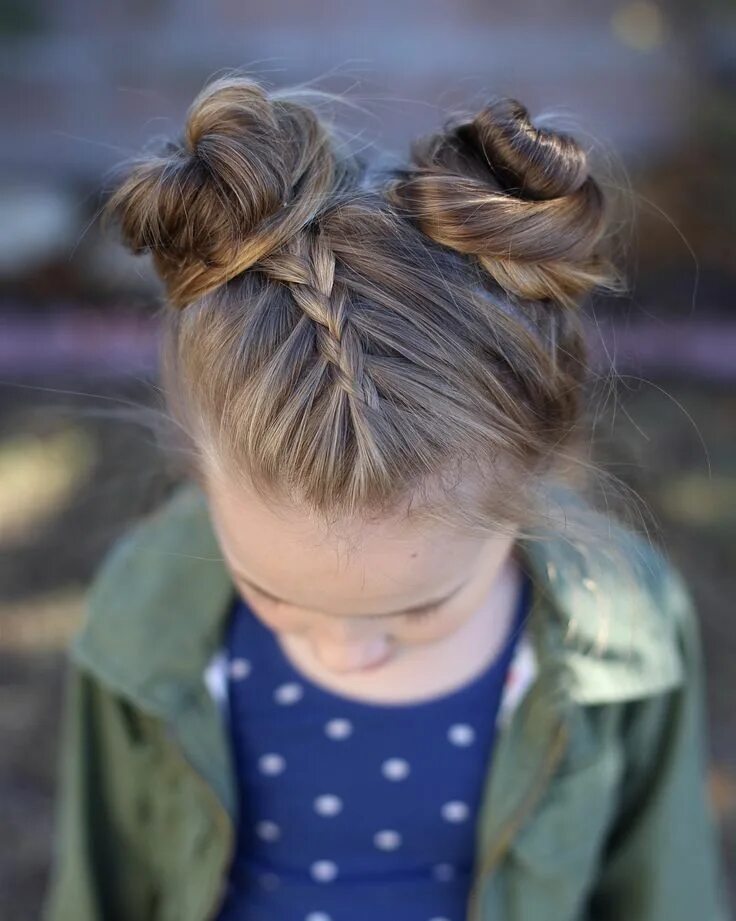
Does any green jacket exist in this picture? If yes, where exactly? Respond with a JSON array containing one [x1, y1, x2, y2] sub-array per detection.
[[44, 481, 731, 921]]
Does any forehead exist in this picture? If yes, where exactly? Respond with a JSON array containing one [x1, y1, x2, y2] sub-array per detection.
[[203, 469, 488, 607]]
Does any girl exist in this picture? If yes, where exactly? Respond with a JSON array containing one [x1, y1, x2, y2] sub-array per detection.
[[45, 75, 729, 921]]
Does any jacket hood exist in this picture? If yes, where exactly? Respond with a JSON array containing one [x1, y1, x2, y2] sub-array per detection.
[[70, 481, 685, 719]]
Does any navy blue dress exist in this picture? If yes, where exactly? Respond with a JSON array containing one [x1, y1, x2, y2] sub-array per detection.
[[215, 569, 532, 921]]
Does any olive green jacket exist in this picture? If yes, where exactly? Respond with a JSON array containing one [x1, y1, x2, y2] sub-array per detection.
[[44, 481, 731, 921]]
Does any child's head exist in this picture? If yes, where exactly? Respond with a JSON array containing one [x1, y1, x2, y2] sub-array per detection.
[[204, 461, 520, 671], [103, 73, 627, 670]]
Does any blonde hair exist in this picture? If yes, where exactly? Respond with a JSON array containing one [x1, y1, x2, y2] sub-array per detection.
[[102, 73, 639, 551]]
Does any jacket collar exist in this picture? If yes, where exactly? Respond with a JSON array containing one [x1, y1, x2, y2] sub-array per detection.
[[70, 480, 683, 722]]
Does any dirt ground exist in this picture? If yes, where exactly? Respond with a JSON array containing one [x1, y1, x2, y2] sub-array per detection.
[[1, 372, 734, 919]]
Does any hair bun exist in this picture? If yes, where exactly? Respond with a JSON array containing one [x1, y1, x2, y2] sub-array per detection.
[[385, 97, 622, 309], [102, 75, 338, 307], [454, 98, 589, 200]]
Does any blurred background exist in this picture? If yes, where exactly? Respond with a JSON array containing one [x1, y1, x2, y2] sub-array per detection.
[[1, 0, 735, 917]]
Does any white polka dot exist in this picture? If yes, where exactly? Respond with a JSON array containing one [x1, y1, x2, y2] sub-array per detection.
[[305, 913, 332, 921], [310, 860, 338, 882], [274, 682, 304, 704], [228, 657, 251, 679], [441, 800, 470, 822], [381, 757, 410, 780], [374, 829, 402, 850], [259, 872, 280, 890], [314, 794, 343, 817], [255, 819, 281, 841], [432, 862, 456, 881], [447, 723, 475, 746], [324, 718, 353, 739], [258, 753, 286, 775]]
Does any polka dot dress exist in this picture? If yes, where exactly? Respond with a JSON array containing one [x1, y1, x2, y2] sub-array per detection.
[[214, 570, 532, 921]]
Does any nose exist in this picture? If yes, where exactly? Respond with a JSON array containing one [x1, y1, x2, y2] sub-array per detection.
[[310, 630, 392, 672]]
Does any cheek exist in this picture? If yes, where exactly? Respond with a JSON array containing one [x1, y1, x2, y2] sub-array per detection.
[[240, 592, 303, 632], [240, 588, 474, 646], [394, 605, 473, 644]]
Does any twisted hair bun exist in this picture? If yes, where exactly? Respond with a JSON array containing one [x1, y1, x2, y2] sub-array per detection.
[[385, 98, 622, 309], [103, 76, 353, 307]]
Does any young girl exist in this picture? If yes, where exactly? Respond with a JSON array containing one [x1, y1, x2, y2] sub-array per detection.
[[45, 75, 729, 921]]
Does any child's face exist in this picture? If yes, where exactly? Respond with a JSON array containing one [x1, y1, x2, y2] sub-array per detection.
[[204, 468, 518, 675]]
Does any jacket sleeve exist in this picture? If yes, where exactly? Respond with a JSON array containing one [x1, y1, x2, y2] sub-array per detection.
[[586, 563, 732, 921], [44, 662, 160, 921]]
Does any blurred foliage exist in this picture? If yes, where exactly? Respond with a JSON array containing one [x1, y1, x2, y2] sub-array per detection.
[[0, 428, 97, 543], [658, 472, 736, 534]]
